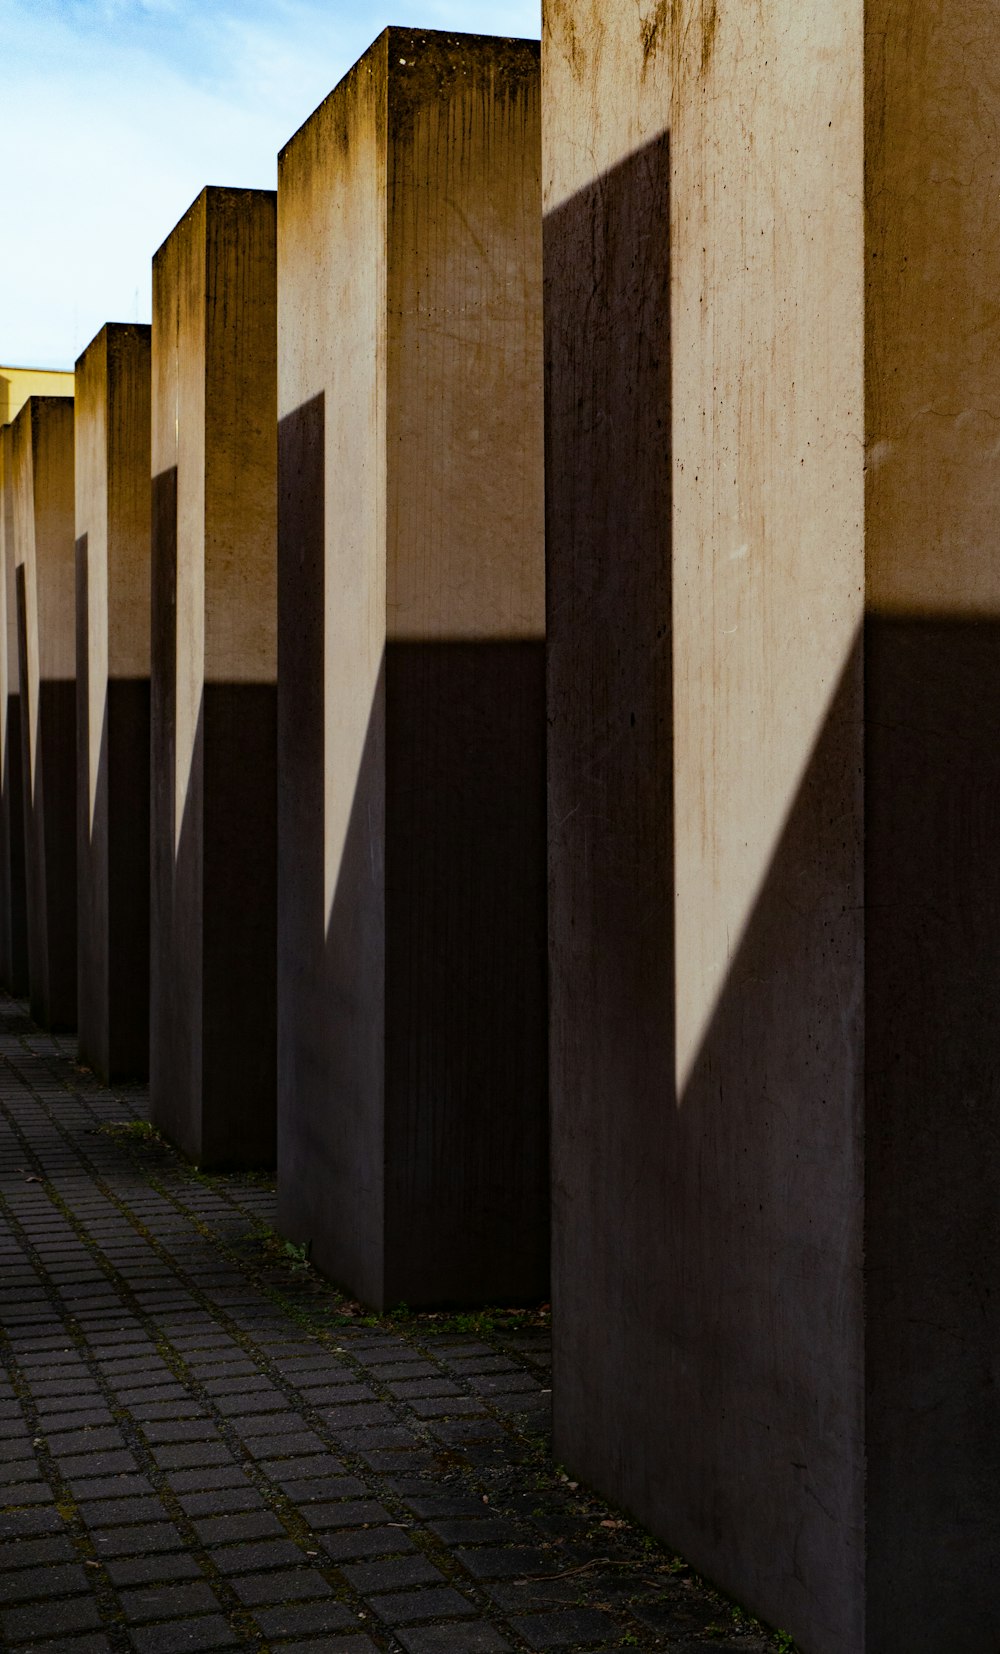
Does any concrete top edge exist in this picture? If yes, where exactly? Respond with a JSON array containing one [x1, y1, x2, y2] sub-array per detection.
[[74, 321, 152, 373], [278, 26, 540, 163], [9, 394, 74, 431], [152, 185, 277, 264]]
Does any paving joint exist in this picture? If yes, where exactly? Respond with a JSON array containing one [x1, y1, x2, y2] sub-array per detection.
[[0, 993, 793, 1653]]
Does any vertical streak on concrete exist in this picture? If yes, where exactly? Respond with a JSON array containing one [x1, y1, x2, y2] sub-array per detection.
[[0, 422, 28, 992], [544, 1, 1000, 1650], [150, 187, 277, 1168], [10, 397, 76, 1030], [75, 324, 152, 1082], [278, 29, 548, 1309]]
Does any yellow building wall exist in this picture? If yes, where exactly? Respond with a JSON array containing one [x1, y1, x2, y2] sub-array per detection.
[[0, 366, 74, 427]]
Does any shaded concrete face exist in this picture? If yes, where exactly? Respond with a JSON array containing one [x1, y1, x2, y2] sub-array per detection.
[[150, 187, 277, 1168], [75, 323, 152, 1082], [861, 2, 1000, 1644], [544, 2, 1000, 1651], [0, 423, 28, 991], [9, 397, 76, 1030], [277, 29, 547, 1309]]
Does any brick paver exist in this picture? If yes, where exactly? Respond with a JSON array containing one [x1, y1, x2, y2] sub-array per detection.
[[0, 993, 792, 1652]]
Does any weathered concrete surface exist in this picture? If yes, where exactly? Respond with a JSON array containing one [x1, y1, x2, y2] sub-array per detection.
[[544, 3, 1000, 1652], [277, 29, 547, 1309], [9, 397, 76, 1029], [150, 187, 277, 1169], [0, 423, 28, 992], [75, 324, 151, 1082]]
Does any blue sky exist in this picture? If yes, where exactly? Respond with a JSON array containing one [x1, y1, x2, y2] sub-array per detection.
[[1, 0, 540, 369]]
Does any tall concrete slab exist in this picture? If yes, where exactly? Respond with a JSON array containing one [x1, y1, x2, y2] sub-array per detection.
[[0, 423, 28, 992], [278, 29, 547, 1309], [10, 397, 76, 1029], [544, 3, 1000, 1652], [150, 188, 277, 1168], [75, 324, 152, 1082]]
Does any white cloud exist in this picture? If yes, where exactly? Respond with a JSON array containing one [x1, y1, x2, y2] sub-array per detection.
[[0, 0, 540, 368]]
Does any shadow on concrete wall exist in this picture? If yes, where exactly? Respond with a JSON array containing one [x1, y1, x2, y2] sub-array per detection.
[[545, 130, 1000, 1654], [15, 563, 76, 1030], [545, 117, 680, 1620], [76, 529, 151, 1082], [863, 613, 1000, 1652], [150, 465, 276, 1169], [276, 391, 549, 1309], [0, 685, 28, 994]]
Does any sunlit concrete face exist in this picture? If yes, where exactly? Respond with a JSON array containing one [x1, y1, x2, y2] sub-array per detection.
[[277, 28, 547, 1310], [9, 397, 76, 1029], [544, 2, 1000, 1652], [75, 324, 152, 1083], [0, 422, 28, 992], [150, 187, 277, 1169]]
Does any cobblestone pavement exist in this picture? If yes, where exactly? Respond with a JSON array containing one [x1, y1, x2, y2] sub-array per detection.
[[0, 993, 792, 1654]]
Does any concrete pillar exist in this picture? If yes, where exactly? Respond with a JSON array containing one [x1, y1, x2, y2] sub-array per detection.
[[75, 324, 152, 1081], [544, 4, 1000, 1652], [150, 187, 277, 1168], [277, 29, 547, 1310], [0, 423, 28, 992], [9, 397, 76, 1029]]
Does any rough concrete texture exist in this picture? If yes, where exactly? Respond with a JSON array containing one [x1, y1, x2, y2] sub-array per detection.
[[8, 398, 76, 1031], [150, 188, 277, 1169], [75, 323, 152, 1084], [543, 3, 1000, 1652], [277, 29, 547, 1310], [0, 423, 28, 993]]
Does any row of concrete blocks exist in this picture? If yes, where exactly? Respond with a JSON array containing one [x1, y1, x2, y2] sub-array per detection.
[[0, 30, 547, 1315], [2, 10, 1000, 1654]]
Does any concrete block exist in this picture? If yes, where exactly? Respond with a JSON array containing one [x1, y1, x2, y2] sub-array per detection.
[[9, 397, 76, 1028], [75, 323, 152, 1082], [277, 29, 547, 1309], [150, 187, 277, 1168], [0, 422, 28, 992], [0, 367, 75, 430], [543, 3, 1000, 1652]]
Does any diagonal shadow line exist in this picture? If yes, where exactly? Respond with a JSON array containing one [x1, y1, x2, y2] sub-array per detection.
[[77, 528, 152, 1081], [15, 557, 77, 1032], [14, 560, 45, 1014], [150, 463, 277, 1169], [10, 400, 77, 1033], [277, 391, 549, 1309], [0, 683, 28, 994], [0, 426, 28, 994], [545, 130, 1000, 1654]]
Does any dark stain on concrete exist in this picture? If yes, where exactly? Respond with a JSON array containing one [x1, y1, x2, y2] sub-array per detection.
[[386, 27, 539, 147], [640, 0, 673, 66], [701, 0, 719, 73]]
